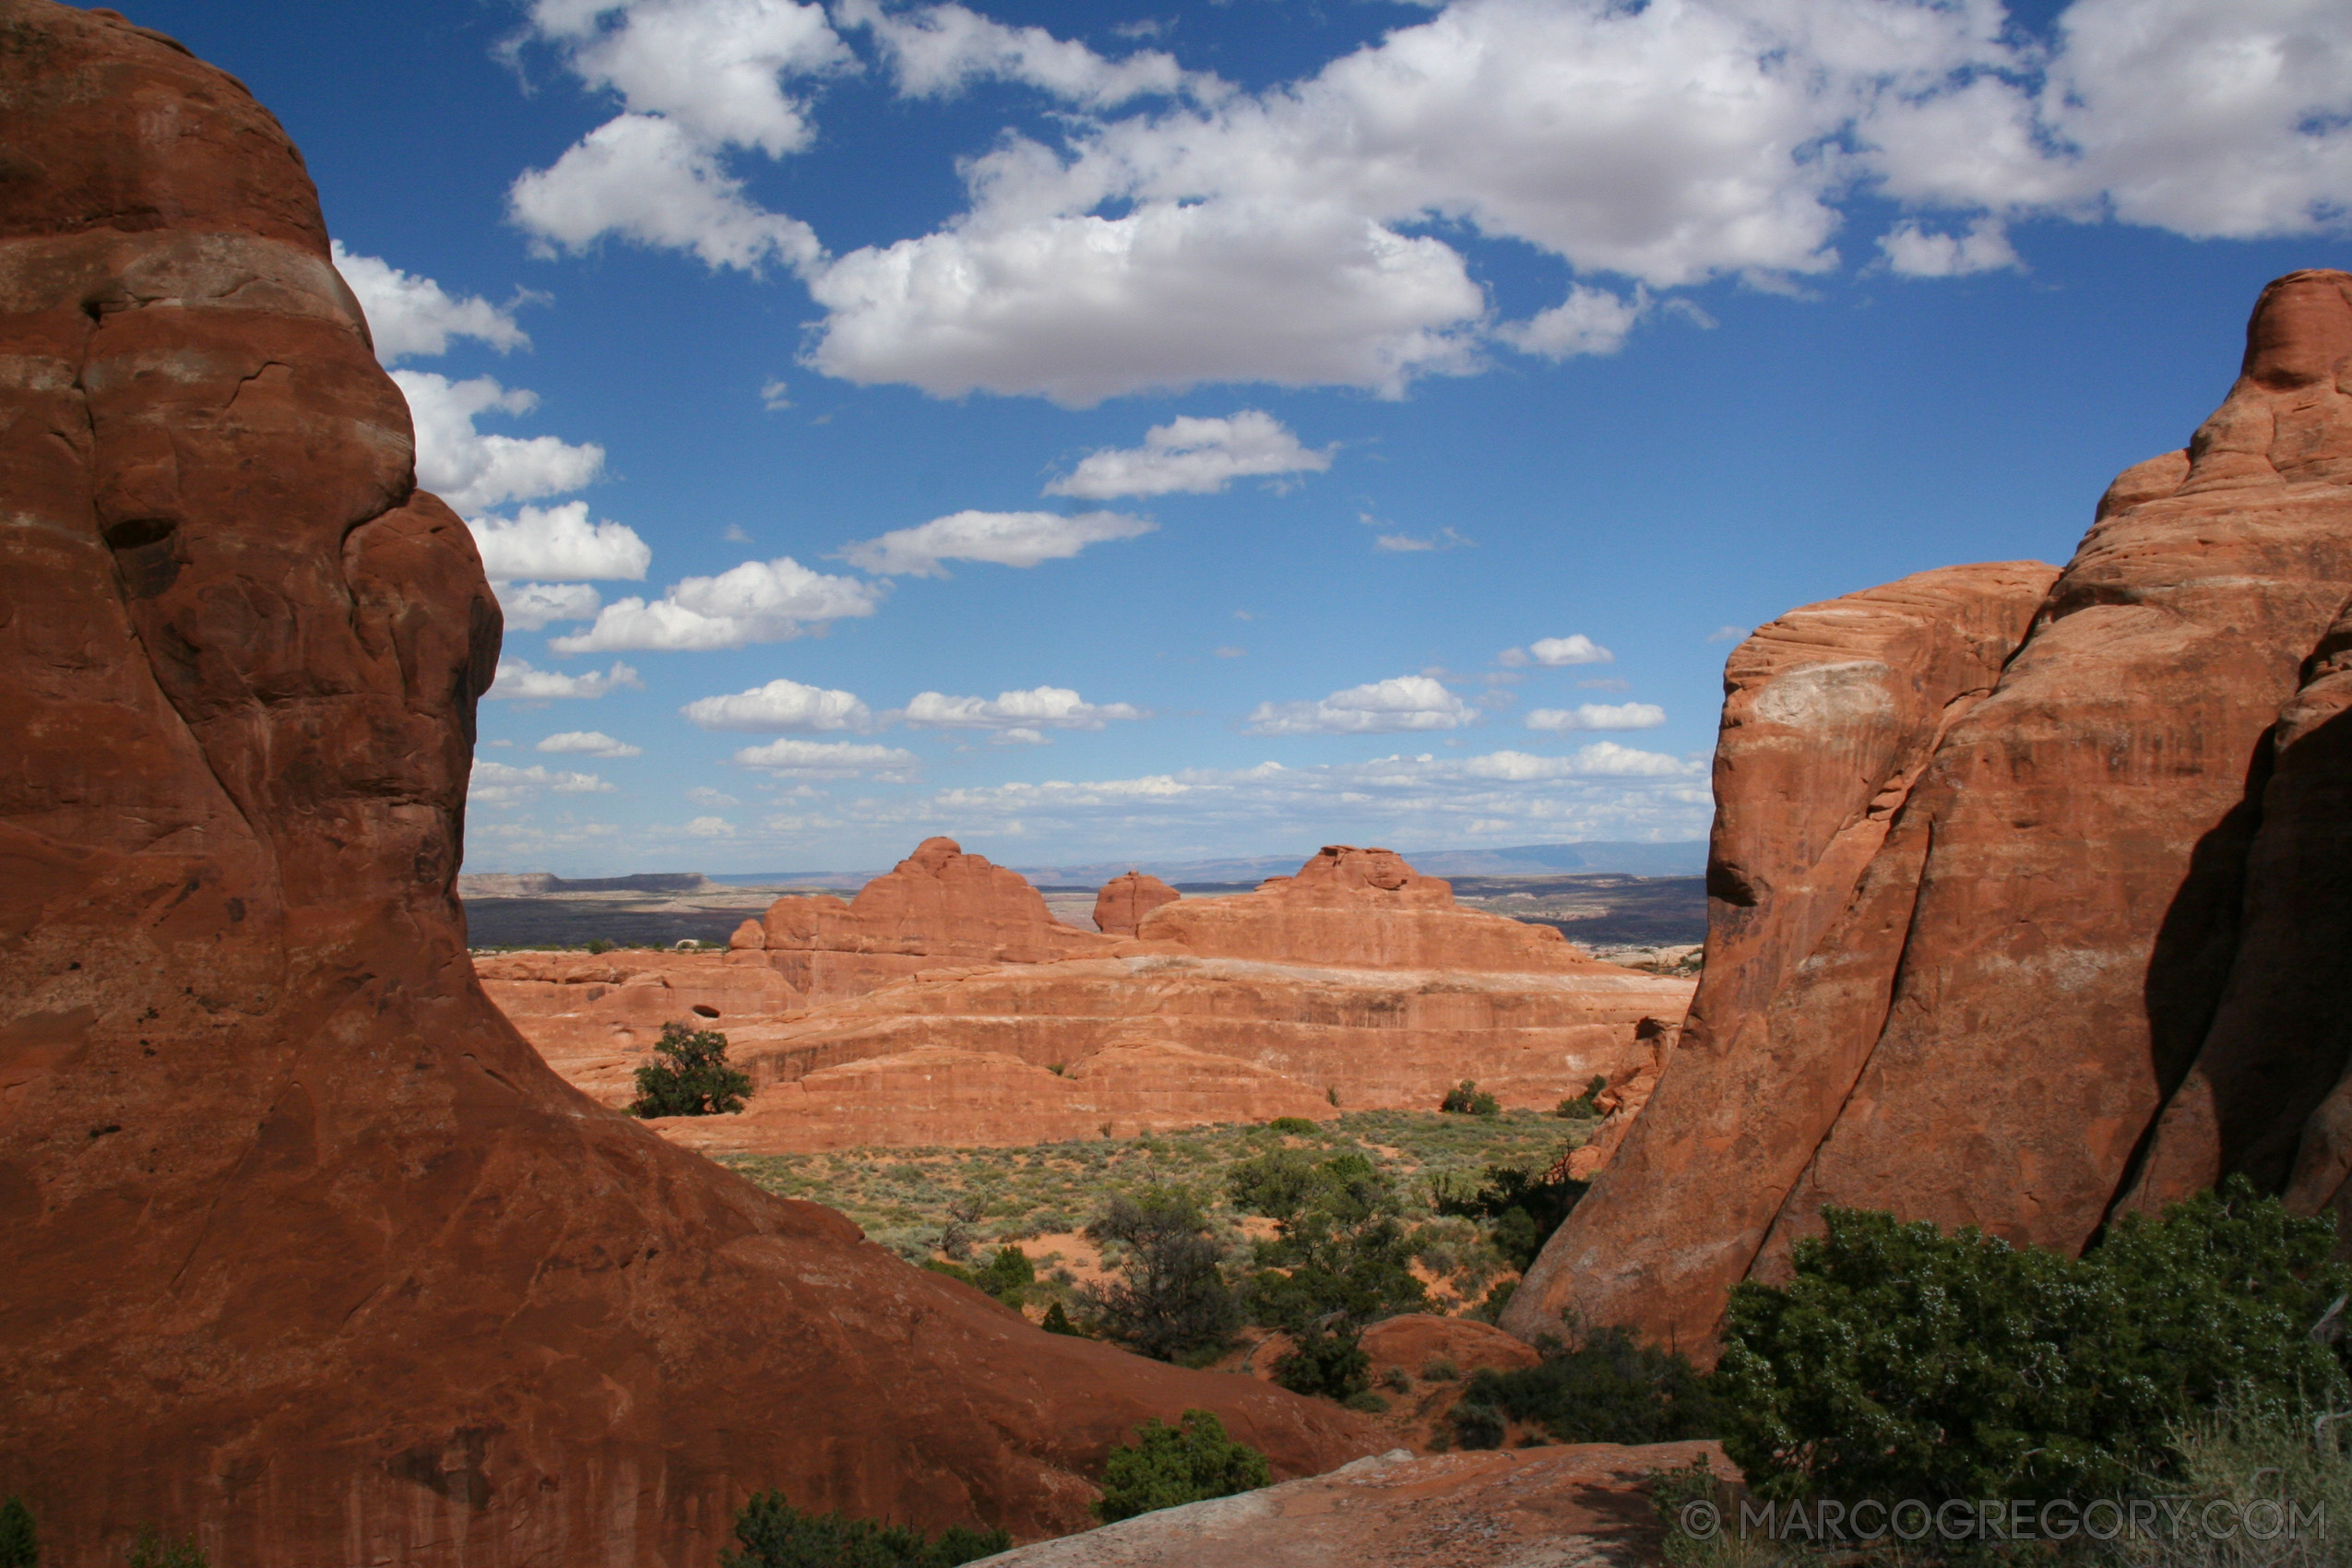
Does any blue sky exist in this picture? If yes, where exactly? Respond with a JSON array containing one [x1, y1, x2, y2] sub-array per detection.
[[130, 0, 2352, 873]]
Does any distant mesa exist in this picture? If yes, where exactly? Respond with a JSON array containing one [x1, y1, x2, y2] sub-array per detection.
[[485, 838, 1697, 1154], [457, 870, 719, 897], [1510, 267, 2352, 1360]]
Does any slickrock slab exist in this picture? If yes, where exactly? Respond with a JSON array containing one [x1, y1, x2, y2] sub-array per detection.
[[971, 1442, 1733, 1568], [0, 8, 1374, 1562]]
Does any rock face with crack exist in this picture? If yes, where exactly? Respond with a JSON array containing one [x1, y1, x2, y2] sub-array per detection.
[[1092, 869, 1181, 937], [1510, 270, 2352, 1356], [0, 6, 1374, 1560]]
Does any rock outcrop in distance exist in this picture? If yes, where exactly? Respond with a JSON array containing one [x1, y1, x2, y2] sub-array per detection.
[[0, 7, 1372, 1561], [730, 836, 1116, 1000], [1092, 869, 1181, 937], [1509, 269, 2352, 1357], [520, 842, 1694, 1152]]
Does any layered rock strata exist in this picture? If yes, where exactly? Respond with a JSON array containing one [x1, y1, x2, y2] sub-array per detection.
[[669, 952, 1691, 1152], [0, 8, 1371, 1561], [1511, 270, 2352, 1355]]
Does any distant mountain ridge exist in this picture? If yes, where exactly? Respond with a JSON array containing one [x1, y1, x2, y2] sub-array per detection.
[[456, 872, 722, 897]]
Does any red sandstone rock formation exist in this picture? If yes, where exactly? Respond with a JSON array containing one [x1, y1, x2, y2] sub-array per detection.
[[1137, 845, 1597, 971], [0, 9, 1372, 1561], [735, 837, 1115, 999], [1511, 269, 2352, 1356], [660, 953, 1692, 1152], [655, 1036, 1337, 1152], [471, 947, 805, 1102], [1093, 870, 1181, 936]]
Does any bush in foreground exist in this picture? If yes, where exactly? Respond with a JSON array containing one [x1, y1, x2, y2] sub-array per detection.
[[1094, 1409, 1272, 1524], [627, 1022, 753, 1118], [1458, 1324, 1716, 1448], [1716, 1176, 2352, 1505], [721, 1494, 1007, 1568]]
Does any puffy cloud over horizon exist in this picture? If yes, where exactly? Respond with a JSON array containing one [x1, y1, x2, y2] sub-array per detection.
[[1045, 410, 1332, 499], [470, 501, 653, 581], [552, 555, 883, 651], [1526, 702, 1669, 732], [836, 510, 1154, 576], [896, 685, 1142, 732], [1248, 675, 1471, 735], [537, 730, 645, 757], [731, 737, 921, 778], [483, 659, 645, 700], [683, 677, 875, 731], [1500, 635, 1615, 669]]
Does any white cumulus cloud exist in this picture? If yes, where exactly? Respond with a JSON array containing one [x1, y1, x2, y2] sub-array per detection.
[[483, 659, 646, 700], [1526, 702, 1667, 732], [529, 0, 852, 155], [395, 371, 607, 513], [685, 814, 739, 837], [469, 501, 652, 581], [1499, 635, 1614, 668], [1248, 675, 1471, 735], [682, 677, 875, 731], [469, 759, 617, 802], [538, 730, 645, 757], [1500, 286, 1648, 361], [510, 112, 825, 273], [838, 0, 1196, 108], [895, 686, 1142, 731], [836, 509, 1154, 576], [1045, 410, 1332, 499], [552, 556, 884, 652], [332, 242, 530, 363], [1878, 218, 2021, 277], [731, 737, 921, 778], [496, 581, 605, 632]]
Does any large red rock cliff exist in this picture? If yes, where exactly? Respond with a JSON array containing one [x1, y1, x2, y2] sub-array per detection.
[[1509, 269, 2352, 1355], [0, 6, 1371, 1562]]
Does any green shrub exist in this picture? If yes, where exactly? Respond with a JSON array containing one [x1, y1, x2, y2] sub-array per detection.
[[1468, 1324, 1716, 1444], [1040, 1301, 1085, 1336], [1273, 1325, 1372, 1400], [627, 1022, 754, 1118], [2146, 1393, 2352, 1568], [125, 1531, 207, 1568], [1433, 1161, 1586, 1271], [1077, 1188, 1241, 1361], [720, 1493, 1007, 1567], [1715, 1177, 2352, 1506], [1094, 1410, 1272, 1524], [0, 1499, 32, 1568], [1451, 1400, 1505, 1450], [1343, 1390, 1389, 1414], [1556, 1075, 1610, 1119], [1440, 1080, 1500, 1117], [1421, 1357, 1460, 1382], [585, 937, 614, 955], [1229, 1151, 1426, 1338], [976, 1243, 1034, 1307], [1267, 1117, 1316, 1135], [1383, 1365, 1412, 1393]]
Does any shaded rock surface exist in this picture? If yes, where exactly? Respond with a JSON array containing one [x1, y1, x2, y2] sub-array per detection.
[[0, 8, 1374, 1561], [1512, 269, 2352, 1355], [972, 1442, 1733, 1568]]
